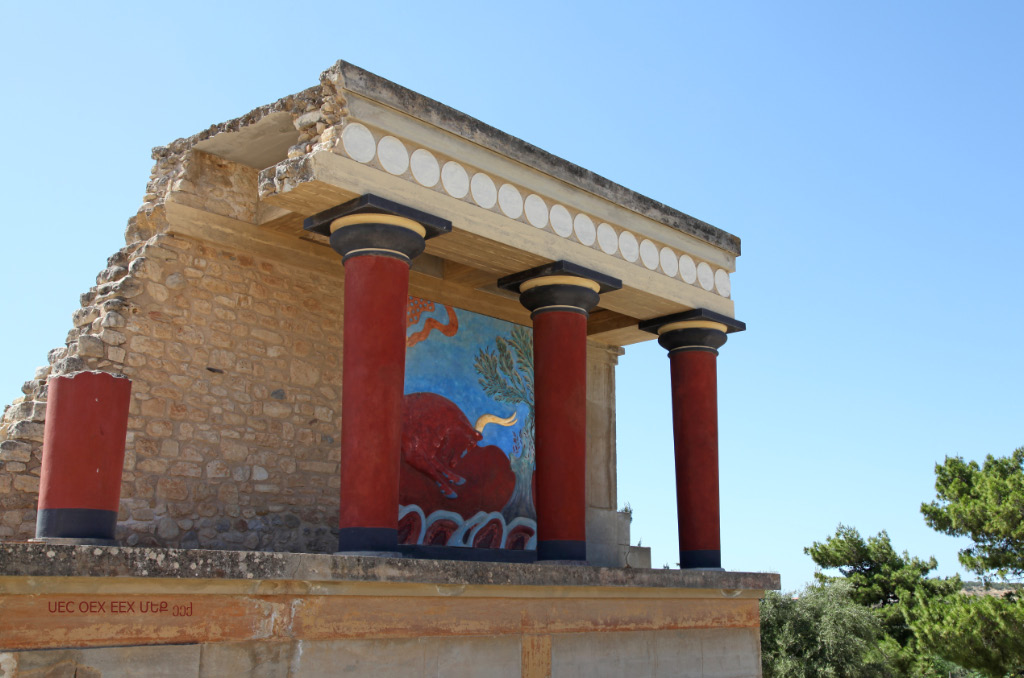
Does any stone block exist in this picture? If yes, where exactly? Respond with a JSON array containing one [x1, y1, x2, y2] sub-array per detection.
[[626, 546, 652, 569], [552, 630, 701, 678], [0, 441, 33, 463], [7, 421, 44, 444], [1, 644, 201, 678], [169, 462, 202, 478], [156, 477, 188, 501], [250, 328, 283, 345], [140, 398, 167, 417], [206, 460, 230, 479], [695, 628, 762, 678], [112, 276, 144, 298], [4, 402, 34, 423], [73, 306, 100, 328], [12, 475, 39, 493], [100, 329, 127, 345], [146, 420, 174, 437], [102, 310, 127, 328], [198, 641, 296, 678], [262, 401, 292, 419], [289, 360, 320, 387], [77, 335, 106, 358], [291, 637, 519, 678], [138, 459, 170, 474], [130, 334, 166, 358]]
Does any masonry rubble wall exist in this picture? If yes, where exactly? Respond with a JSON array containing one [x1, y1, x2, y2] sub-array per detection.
[[0, 60, 635, 562], [0, 230, 631, 557], [1, 229, 347, 551], [0, 61, 357, 548]]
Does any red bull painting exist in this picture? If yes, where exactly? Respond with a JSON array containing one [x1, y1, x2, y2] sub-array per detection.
[[399, 297, 536, 553]]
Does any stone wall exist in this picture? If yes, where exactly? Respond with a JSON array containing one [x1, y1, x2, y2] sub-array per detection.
[[0, 227, 633, 558], [0, 59, 636, 560], [0, 231, 346, 551], [0, 543, 775, 677]]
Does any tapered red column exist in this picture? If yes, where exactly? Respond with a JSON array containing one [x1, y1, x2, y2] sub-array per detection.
[[500, 262, 621, 562], [305, 195, 451, 555], [35, 371, 132, 545], [640, 309, 744, 569]]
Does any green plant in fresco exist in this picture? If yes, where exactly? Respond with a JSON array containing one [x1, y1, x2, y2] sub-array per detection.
[[474, 326, 535, 521]]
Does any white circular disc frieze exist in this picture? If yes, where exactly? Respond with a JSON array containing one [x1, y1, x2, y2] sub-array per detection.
[[550, 204, 573, 237], [619, 231, 639, 262], [471, 173, 497, 209], [441, 161, 470, 199], [573, 214, 596, 246], [639, 239, 659, 270], [377, 136, 409, 175], [410, 149, 440, 187], [524, 194, 548, 228], [697, 262, 715, 290], [679, 255, 697, 284], [660, 247, 679, 277], [498, 184, 523, 219], [341, 123, 376, 163], [715, 269, 731, 297], [597, 223, 618, 254]]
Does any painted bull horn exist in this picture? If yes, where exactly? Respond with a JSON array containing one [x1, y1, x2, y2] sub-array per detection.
[[474, 411, 518, 433]]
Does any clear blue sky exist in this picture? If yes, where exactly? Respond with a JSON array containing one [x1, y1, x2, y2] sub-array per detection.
[[2, 2, 1021, 589]]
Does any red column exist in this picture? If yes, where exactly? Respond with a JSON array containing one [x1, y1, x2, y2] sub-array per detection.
[[336, 253, 412, 553], [533, 306, 590, 561], [640, 309, 743, 569], [305, 196, 449, 556], [668, 343, 722, 569], [499, 263, 621, 563], [35, 371, 132, 545]]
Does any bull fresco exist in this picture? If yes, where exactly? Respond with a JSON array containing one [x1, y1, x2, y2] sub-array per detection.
[[400, 297, 536, 551]]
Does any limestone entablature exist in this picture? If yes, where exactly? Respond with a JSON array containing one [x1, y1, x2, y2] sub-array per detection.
[[134, 60, 741, 347]]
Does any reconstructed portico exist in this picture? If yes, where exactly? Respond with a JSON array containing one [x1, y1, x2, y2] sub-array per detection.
[[0, 60, 777, 676]]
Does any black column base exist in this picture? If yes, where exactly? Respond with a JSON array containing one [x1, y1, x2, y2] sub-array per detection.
[[337, 527, 399, 554], [36, 508, 117, 542], [537, 539, 587, 562], [679, 549, 722, 569]]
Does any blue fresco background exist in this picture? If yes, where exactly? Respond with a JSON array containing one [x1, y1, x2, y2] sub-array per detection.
[[405, 300, 530, 458]]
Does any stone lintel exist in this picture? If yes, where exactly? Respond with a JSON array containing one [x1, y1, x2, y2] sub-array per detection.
[[333, 61, 741, 256], [638, 308, 747, 335], [303, 193, 452, 239], [496, 261, 623, 296]]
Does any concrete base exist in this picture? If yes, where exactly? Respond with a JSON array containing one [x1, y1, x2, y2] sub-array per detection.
[[0, 543, 779, 677]]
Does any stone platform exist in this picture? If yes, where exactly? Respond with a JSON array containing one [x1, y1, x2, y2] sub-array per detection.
[[0, 543, 778, 677]]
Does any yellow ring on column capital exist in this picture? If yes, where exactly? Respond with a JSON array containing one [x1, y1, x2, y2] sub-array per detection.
[[657, 320, 729, 335], [519, 275, 601, 294], [329, 214, 427, 237]]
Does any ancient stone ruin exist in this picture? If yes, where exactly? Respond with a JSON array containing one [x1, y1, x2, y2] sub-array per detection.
[[0, 60, 776, 676]]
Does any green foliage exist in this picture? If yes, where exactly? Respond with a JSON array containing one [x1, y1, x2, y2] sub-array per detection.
[[474, 326, 535, 520], [912, 447, 1024, 676], [475, 326, 534, 408], [912, 591, 1024, 677], [773, 447, 1024, 678], [805, 526, 960, 640], [760, 581, 885, 678], [805, 526, 961, 677], [921, 448, 1024, 582]]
